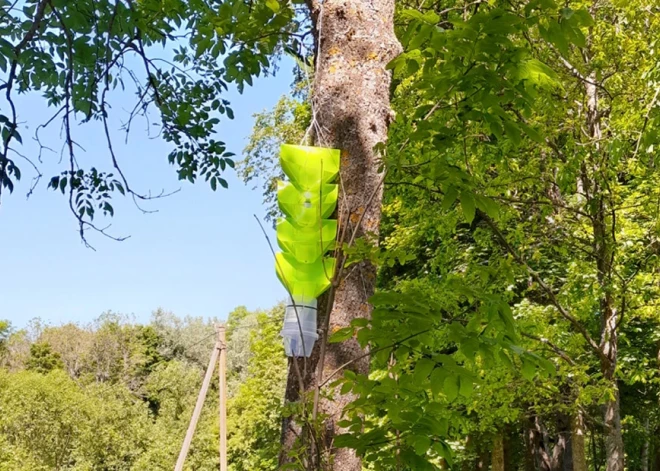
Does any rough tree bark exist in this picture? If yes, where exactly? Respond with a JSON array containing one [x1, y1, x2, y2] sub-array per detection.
[[571, 411, 588, 471], [279, 0, 401, 469], [492, 433, 505, 471]]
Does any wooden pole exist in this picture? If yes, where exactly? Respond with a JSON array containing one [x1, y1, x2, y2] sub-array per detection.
[[174, 336, 220, 471], [218, 325, 227, 471]]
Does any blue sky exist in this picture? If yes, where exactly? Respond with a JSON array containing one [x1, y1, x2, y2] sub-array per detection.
[[0, 56, 293, 328]]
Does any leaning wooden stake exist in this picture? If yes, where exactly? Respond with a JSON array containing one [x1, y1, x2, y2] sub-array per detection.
[[218, 325, 227, 471], [174, 334, 221, 471]]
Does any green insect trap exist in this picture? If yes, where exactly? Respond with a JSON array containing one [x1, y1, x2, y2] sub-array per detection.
[[275, 144, 340, 357]]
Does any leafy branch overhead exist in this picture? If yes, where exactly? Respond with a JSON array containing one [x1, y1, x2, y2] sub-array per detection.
[[0, 0, 304, 243]]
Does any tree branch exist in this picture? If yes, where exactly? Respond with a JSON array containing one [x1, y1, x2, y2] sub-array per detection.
[[480, 210, 606, 362], [522, 332, 575, 366], [319, 327, 432, 388]]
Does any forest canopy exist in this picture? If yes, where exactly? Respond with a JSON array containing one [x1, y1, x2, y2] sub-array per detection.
[[0, 307, 286, 470]]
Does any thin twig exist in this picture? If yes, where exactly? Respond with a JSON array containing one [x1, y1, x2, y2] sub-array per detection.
[[522, 332, 575, 366], [320, 328, 432, 388], [632, 85, 660, 160]]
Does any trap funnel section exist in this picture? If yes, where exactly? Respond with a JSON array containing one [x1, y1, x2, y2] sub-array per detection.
[[275, 144, 340, 357]]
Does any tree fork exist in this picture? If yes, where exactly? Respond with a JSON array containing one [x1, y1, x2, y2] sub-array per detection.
[[279, 0, 401, 469]]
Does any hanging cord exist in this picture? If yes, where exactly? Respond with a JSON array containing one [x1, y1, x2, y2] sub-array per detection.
[[299, 50, 317, 146], [253, 215, 310, 377], [300, 0, 326, 147]]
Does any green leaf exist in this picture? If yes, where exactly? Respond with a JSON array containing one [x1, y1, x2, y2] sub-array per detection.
[[572, 8, 594, 26], [498, 303, 517, 337], [430, 368, 447, 397], [459, 375, 473, 397], [413, 358, 435, 383], [498, 350, 513, 368], [475, 195, 499, 220], [520, 122, 544, 143], [537, 357, 557, 377], [265, 0, 280, 12], [400, 9, 426, 22], [437, 418, 449, 436], [442, 186, 458, 211], [460, 192, 476, 223], [459, 337, 479, 360], [546, 21, 569, 55], [333, 434, 355, 448], [443, 374, 459, 401], [340, 381, 352, 394], [406, 58, 420, 75], [329, 327, 353, 343], [521, 358, 536, 381], [502, 120, 521, 145], [413, 435, 431, 456], [433, 440, 452, 461], [350, 318, 369, 328]]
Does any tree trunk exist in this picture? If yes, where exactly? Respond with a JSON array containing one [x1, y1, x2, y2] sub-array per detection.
[[641, 417, 650, 471], [599, 261, 624, 470], [504, 430, 514, 471], [552, 412, 570, 471], [493, 433, 505, 471], [584, 69, 624, 471], [571, 411, 588, 471], [279, 0, 401, 469], [524, 418, 539, 471], [525, 412, 578, 471], [563, 433, 573, 471], [532, 415, 555, 471]]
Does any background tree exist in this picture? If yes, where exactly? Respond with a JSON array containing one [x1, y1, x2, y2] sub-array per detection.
[[227, 306, 287, 471], [0, 305, 286, 469], [343, 0, 660, 469]]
